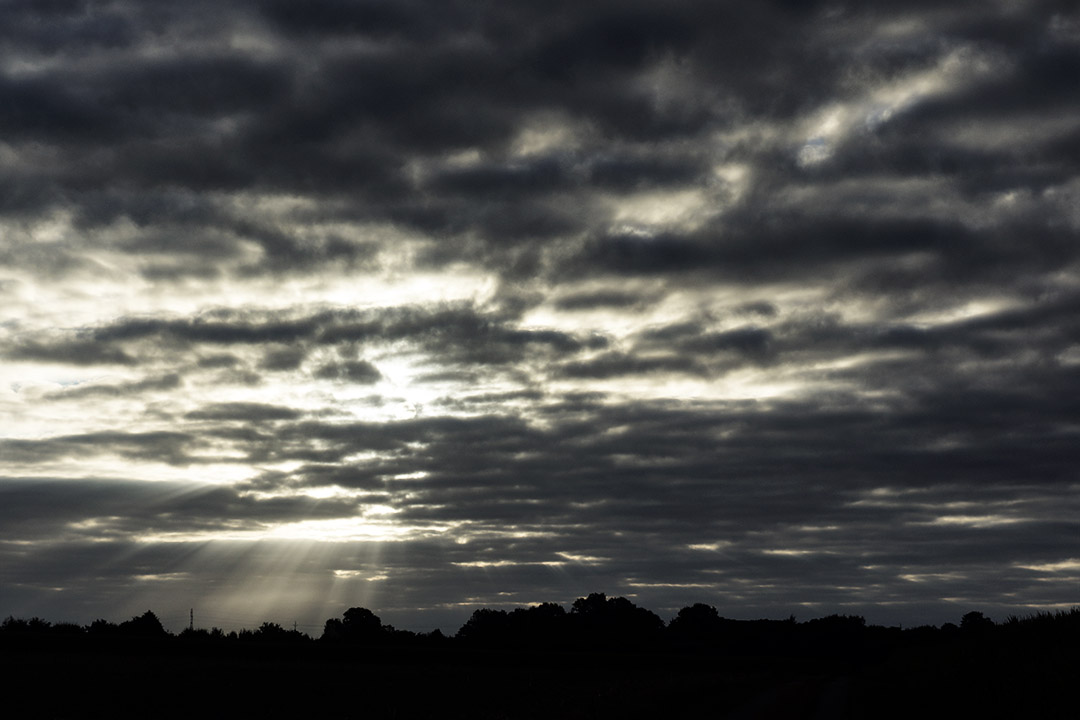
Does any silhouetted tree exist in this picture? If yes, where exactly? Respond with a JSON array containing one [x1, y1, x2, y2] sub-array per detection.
[[86, 618, 120, 638], [343, 607, 382, 635], [668, 603, 724, 648], [322, 607, 385, 643], [960, 611, 994, 633], [508, 602, 569, 648], [1, 616, 29, 633], [456, 608, 510, 646], [423, 628, 448, 644], [27, 617, 51, 633], [118, 610, 167, 638], [256, 621, 287, 639], [569, 593, 664, 649], [797, 614, 868, 657], [178, 627, 212, 642], [51, 622, 84, 636]]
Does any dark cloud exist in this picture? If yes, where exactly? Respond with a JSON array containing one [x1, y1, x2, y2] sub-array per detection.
[[553, 290, 654, 311], [4, 304, 605, 370], [0, 431, 198, 466], [6, 338, 137, 366], [257, 0, 439, 40], [260, 347, 307, 371], [558, 352, 709, 379], [197, 354, 241, 369], [184, 402, 301, 422], [0, 478, 359, 547], [313, 360, 382, 384]]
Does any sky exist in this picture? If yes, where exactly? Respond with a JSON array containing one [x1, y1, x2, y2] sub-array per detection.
[[1, 0, 1078, 634]]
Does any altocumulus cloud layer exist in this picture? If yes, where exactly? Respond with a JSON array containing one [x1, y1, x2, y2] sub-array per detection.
[[2, 0, 1079, 631]]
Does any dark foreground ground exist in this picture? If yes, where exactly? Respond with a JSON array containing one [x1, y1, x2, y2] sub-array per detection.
[[2, 636, 1074, 719]]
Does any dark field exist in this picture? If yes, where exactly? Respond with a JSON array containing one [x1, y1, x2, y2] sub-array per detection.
[[2, 631, 1075, 719]]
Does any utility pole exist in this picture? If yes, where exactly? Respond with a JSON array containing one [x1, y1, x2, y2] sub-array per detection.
[[189, 608, 194, 632]]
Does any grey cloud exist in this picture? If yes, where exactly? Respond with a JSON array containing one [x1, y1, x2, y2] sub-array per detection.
[[314, 360, 382, 384], [639, 324, 776, 363], [46, 373, 182, 400], [0, 431, 198, 466], [558, 352, 709, 379], [587, 152, 711, 191], [184, 402, 301, 422], [260, 347, 307, 371], [425, 158, 575, 199], [0, 73, 117, 143], [1, 0, 1068, 289], [6, 338, 136, 366], [197, 354, 241, 369], [71, 304, 606, 368], [553, 290, 654, 311], [0, 478, 360, 546], [0, 1, 138, 56], [257, 0, 444, 41], [737, 302, 779, 318]]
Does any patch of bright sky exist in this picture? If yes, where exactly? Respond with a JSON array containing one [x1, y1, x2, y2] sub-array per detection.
[[796, 44, 1008, 167], [919, 514, 1027, 528], [904, 297, 1017, 326], [132, 514, 429, 544], [0, 457, 255, 486], [1, 374, 175, 439], [546, 369, 801, 403], [509, 112, 592, 157], [713, 163, 752, 203], [1015, 559, 1080, 573], [606, 187, 714, 232], [899, 572, 970, 583], [1056, 345, 1080, 367], [626, 581, 719, 589]]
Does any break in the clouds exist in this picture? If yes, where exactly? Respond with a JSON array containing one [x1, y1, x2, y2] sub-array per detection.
[[2, 0, 1079, 632]]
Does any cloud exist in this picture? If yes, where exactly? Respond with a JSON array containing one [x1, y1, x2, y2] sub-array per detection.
[[1, 0, 1078, 629], [313, 360, 382, 384], [184, 402, 301, 422], [6, 338, 137, 366], [558, 352, 709, 379], [45, 373, 182, 400]]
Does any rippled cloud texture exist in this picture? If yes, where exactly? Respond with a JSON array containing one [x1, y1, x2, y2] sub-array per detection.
[[2, 0, 1078, 631]]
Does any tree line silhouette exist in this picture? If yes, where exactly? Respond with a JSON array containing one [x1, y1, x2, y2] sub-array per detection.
[[3, 592, 1077, 658], [2, 595, 1077, 718]]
